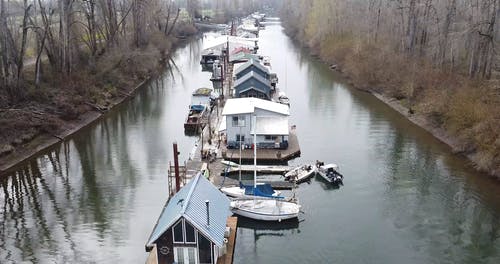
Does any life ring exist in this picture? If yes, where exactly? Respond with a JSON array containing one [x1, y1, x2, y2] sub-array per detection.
[[159, 246, 170, 255]]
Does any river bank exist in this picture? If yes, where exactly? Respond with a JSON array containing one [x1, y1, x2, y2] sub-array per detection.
[[276, 25, 499, 179], [0, 31, 201, 176], [320, 49, 500, 179]]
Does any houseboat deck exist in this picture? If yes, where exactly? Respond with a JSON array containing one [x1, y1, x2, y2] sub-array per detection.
[[221, 128, 301, 162], [216, 217, 238, 264]]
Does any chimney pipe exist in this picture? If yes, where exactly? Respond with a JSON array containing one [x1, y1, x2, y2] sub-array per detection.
[[173, 142, 180, 193], [205, 200, 210, 227]]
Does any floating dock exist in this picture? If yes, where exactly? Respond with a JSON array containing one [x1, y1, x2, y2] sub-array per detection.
[[220, 164, 293, 175], [216, 217, 238, 264], [221, 128, 301, 163]]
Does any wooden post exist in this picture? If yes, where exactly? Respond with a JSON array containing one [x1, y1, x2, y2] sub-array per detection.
[[173, 142, 180, 193]]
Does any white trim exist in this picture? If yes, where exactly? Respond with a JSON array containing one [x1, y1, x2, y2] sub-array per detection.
[[172, 220, 184, 243], [184, 221, 197, 245], [174, 246, 199, 264], [196, 231, 213, 264]]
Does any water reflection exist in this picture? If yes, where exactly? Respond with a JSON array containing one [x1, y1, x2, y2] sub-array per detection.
[[0, 34, 213, 263], [0, 23, 499, 264]]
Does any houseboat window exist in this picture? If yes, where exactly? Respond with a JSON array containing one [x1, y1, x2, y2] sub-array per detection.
[[173, 221, 184, 243], [232, 116, 245, 126], [174, 247, 198, 264], [265, 135, 277, 141], [188, 248, 197, 263], [198, 233, 212, 264], [185, 222, 196, 243]]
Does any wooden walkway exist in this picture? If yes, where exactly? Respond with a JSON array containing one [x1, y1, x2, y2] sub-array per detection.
[[221, 164, 293, 175], [216, 217, 238, 264]]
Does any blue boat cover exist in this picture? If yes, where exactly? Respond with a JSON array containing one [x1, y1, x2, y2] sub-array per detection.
[[190, 104, 205, 111], [239, 182, 281, 198]]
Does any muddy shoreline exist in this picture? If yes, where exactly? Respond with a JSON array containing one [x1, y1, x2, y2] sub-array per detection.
[[328, 64, 499, 179], [0, 78, 150, 176]]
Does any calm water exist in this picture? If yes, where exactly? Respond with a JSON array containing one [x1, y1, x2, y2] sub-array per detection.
[[1, 24, 500, 264]]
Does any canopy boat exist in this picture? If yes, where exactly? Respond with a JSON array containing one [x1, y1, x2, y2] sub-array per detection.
[[229, 115, 301, 221], [316, 161, 343, 185], [184, 104, 208, 133], [284, 163, 316, 183]]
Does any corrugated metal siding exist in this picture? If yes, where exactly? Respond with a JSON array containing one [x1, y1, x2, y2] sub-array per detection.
[[184, 176, 231, 247]]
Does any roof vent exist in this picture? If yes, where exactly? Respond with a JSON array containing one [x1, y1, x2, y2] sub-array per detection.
[[205, 200, 210, 227]]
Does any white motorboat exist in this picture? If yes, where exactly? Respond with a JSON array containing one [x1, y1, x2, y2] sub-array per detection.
[[230, 198, 300, 221], [221, 160, 239, 167], [284, 163, 316, 183], [277, 91, 290, 106], [316, 161, 343, 184], [229, 115, 301, 221]]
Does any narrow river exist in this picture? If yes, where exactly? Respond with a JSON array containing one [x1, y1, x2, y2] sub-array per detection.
[[1, 23, 499, 264]]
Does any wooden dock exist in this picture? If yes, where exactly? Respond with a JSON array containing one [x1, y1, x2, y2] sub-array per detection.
[[216, 216, 238, 264], [221, 164, 293, 175]]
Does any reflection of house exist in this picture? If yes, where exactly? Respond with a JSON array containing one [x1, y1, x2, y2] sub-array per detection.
[[145, 173, 231, 264], [233, 71, 272, 99], [221, 97, 290, 149]]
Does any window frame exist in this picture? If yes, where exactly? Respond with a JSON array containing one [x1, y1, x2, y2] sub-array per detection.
[[184, 221, 197, 245], [172, 220, 184, 243]]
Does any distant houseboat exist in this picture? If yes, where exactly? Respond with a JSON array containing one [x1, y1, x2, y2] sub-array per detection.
[[184, 88, 217, 133], [200, 49, 222, 65]]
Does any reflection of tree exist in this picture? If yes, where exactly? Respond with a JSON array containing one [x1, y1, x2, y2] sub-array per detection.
[[0, 34, 213, 262], [0, 151, 80, 262]]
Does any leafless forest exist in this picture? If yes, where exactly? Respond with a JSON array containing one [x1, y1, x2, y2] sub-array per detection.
[[281, 0, 499, 176], [282, 0, 499, 79], [0, 0, 499, 176], [0, 0, 259, 158]]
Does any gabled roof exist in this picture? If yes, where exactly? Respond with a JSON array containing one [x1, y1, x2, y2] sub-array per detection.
[[234, 59, 269, 77], [146, 173, 231, 248], [233, 71, 271, 89], [222, 97, 290, 116], [229, 51, 258, 63]]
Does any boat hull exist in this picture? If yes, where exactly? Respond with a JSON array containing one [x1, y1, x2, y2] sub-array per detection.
[[284, 164, 316, 183], [317, 170, 343, 184], [230, 199, 300, 221]]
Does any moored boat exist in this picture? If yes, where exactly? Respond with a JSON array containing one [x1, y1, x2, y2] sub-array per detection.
[[221, 182, 281, 198], [284, 163, 316, 183], [316, 161, 343, 184], [229, 115, 301, 221], [230, 198, 300, 221]]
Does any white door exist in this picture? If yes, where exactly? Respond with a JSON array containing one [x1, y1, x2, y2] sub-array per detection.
[[174, 247, 198, 264]]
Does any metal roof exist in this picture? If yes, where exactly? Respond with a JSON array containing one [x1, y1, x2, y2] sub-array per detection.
[[234, 59, 269, 77], [254, 116, 289, 135], [233, 71, 271, 89], [146, 173, 231, 248], [222, 97, 290, 116]]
